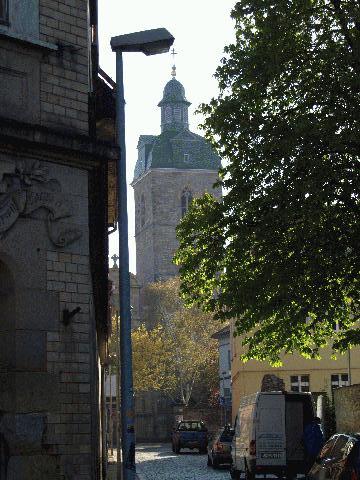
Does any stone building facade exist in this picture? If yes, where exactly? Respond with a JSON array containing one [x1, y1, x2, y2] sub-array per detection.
[[131, 71, 222, 441], [0, 1, 117, 479]]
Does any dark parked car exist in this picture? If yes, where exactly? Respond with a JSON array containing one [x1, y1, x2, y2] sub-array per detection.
[[207, 426, 234, 469], [308, 433, 360, 480], [171, 420, 208, 454]]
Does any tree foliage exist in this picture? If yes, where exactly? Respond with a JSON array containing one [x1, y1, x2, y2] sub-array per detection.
[[174, 0, 360, 365], [132, 324, 174, 393], [132, 278, 221, 405]]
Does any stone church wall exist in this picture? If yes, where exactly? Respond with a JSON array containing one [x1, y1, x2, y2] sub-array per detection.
[[134, 168, 221, 286]]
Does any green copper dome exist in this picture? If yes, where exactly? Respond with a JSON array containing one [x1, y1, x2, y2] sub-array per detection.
[[158, 78, 190, 106], [133, 75, 221, 181]]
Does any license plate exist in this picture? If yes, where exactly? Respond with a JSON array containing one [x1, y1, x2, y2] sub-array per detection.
[[261, 452, 282, 459]]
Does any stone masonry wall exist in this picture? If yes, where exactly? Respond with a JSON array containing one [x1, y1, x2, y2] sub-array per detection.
[[0, 156, 96, 480], [39, 0, 89, 133], [334, 384, 360, 433], [134, 168, 221, 286], [45, 250, 93, 479]]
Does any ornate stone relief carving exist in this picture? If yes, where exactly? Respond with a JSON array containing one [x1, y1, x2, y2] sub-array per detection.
[[0, 160, 82, 246]]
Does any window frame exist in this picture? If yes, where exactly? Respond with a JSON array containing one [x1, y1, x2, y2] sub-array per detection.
[[0, 0, 9, 25], [140, 194, 146, 228], [290, 374, 310, 392], [181, 187, 193, 217], [331, 373, 349, 389]]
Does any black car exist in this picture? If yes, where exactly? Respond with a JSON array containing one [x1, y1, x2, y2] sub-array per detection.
[[171, 420, 208, 454], [207, 426, 234, 469], [308, 433, 360, 480]]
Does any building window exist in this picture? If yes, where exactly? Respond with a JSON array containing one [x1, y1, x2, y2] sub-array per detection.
[[227, 349, 231, 370], [174, 106, 181, 121], [290, 375, 310, 392], [333, 320, 344, 332], [0, 0, 8, 23], [331, 373, 349, 389], [140, 194, 146, 228], [181, 188, 193, 217], [184, 153, 190, 163]]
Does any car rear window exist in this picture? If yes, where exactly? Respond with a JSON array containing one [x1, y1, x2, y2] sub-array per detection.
[[220, 430, 234, 443], [178, 421, 206, 431], [319, 437, 337, 459], [332, 435, 350, 460]]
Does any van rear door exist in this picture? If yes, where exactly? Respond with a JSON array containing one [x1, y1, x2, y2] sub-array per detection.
[[256, 394, 286, 467]]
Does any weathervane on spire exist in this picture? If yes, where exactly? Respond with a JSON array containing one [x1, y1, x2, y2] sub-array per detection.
[[171, 47, 177, 77]]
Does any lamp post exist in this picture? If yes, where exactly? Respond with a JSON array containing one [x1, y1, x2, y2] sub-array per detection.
[[110, 28, 174, 480]]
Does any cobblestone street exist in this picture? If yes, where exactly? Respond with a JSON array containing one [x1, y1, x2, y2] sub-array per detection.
[[136, 443, 230, 480]]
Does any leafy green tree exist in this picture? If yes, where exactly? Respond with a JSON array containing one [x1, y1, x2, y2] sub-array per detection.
[[133, 278, 221, 405], [175, 0, 360, 365], [132, 324, 175, 393]]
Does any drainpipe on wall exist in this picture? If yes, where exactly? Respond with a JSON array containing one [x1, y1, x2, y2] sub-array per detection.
[[347, 349, 352, 386]]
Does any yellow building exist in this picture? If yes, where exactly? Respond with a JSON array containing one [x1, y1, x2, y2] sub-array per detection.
[[230, 322, 360, 422]]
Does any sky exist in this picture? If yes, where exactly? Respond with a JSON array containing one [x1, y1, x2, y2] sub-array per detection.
[[98, 0, 236, 273]]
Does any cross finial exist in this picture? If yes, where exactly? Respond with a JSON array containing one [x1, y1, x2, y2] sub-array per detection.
[[171, 47, 177, 61], [170, 48, 178, 78], [111, 253, 119, 268]]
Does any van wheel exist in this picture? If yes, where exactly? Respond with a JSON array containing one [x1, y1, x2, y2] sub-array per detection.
[[230, 466, 241, 479]]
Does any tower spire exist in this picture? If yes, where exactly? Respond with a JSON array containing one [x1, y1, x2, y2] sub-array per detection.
[[170, 47, 177, 78]]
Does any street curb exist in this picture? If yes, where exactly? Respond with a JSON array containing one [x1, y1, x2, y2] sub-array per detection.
[[135, 469, 146, 480]]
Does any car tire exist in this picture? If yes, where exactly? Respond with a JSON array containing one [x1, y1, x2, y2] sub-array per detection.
[[207, 455, 212, 466], [212, 458, 219, 469], [171, 443, 175, 453], [230, 466, 241, 480]]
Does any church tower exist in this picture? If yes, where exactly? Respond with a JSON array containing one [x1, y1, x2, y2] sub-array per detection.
[[132, 68, 221, 287]]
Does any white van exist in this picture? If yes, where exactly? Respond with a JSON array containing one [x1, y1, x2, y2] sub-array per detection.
[[230, 391, 314, 479]]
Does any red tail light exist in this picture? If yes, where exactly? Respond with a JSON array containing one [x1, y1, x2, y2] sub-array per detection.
[[215, 441, 224, 453], [350, 468, 358, 480], [249, 439, 256, 456]]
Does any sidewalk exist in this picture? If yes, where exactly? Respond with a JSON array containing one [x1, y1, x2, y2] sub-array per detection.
[[107, 460, 141, 480]]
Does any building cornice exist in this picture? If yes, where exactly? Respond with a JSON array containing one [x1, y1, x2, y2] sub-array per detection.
[[131, 167, 218, 187], [0, 116, 117, 169]]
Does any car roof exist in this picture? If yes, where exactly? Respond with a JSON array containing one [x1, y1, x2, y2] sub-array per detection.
[[179, 420, 203, 423], [330, 433, 360, 441]]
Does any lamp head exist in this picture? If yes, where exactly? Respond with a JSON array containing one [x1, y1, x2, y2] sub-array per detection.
[[111, 28, 174, 55]]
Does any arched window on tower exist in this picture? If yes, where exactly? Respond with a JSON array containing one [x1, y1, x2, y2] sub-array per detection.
[[181, 188, 193, 217], [140, 194, 146, 228]]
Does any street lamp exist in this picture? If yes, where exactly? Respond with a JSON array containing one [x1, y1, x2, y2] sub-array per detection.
[[110, 28, 174, 480]]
